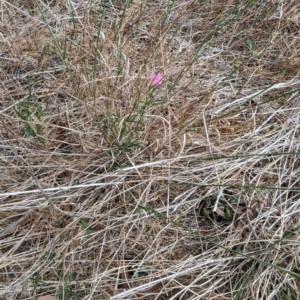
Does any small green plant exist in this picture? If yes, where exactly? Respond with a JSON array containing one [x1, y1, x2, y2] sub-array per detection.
[[102, 89, 167, 170], [79, 218, 94, 235], [41, 250, 56, 262], [31, 272, 46, 295], [57, 270, 80, 300], [246, 39, 255, 52], [14, 84, 43, 140], [132, 266, 149, 279]]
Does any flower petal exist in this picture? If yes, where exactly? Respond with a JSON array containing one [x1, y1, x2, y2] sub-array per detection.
[[150, 73, 163, 86]]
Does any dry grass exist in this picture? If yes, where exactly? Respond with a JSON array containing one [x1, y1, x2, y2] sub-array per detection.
[[0, 0, 300, 299]]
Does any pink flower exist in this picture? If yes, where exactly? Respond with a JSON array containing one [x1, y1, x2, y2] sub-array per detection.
[[150, 73, 164, 86]]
